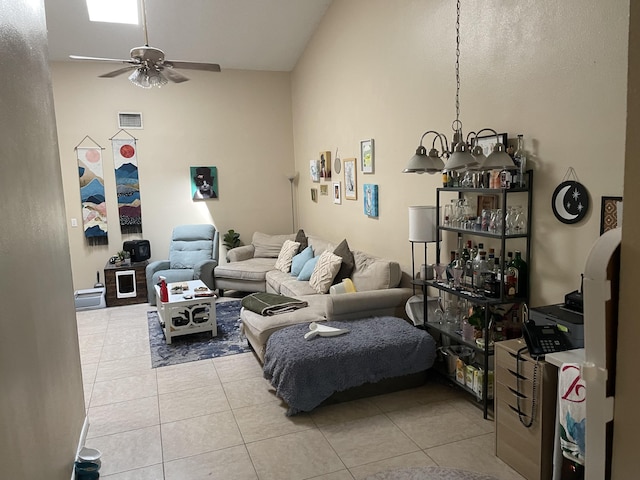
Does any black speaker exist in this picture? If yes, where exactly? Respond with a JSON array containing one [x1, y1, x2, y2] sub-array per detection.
[[122, 240, 151, 262]]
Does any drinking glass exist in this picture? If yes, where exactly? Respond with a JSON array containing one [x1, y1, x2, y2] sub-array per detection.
[[443, 204, 453, 227], [433, 263, 447, 282]]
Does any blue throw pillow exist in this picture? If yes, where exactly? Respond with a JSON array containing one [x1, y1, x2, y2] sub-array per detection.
[[297, 256, 320, 281], [290, 246, 314, 277]]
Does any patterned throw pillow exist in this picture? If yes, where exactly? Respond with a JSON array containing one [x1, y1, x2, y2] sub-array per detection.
[[274, 240, 301, 273], [309, 250, 343, 294]]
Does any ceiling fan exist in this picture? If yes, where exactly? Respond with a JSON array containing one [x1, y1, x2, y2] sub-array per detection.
[[69, 0, 221, 88]]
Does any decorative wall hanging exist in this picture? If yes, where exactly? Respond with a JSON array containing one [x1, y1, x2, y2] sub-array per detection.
[[334, 148, 341, 174], [551, 167, 589, 224], [343, 158, 357, 200], [600, 196, 623, 234], [310, 188, 318, 202], [111, 130, 143, 233], [320, 184, 329, 196], [75, 136, 108, 245], [361, 139, 375, 174], [319, 151, 331, 179], [333, 181, 342, 204], [310, 159, 320, 182], [364, 184, 379, 217], [191, 166, 218, 200]]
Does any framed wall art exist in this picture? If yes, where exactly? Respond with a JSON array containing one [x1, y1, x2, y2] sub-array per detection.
[[320, 184, 329, 196], [191, 166, 218, 200], [473, 132, 507, 157], [343, 158, 357, 200], [310, 159, 320, 182], [319, 151, 331, 179], [333, 181, 342, 204], [360, 138, 375, 174], [363, 184, 379, 217], [600, 196, 623, 234], [311, 188, 318, 202]]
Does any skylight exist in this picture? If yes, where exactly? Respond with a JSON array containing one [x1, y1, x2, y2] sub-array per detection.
[[86, 0, 139, 24]]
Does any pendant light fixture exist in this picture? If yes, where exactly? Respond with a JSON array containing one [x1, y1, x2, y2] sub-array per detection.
[[404, 0, 514, 174]]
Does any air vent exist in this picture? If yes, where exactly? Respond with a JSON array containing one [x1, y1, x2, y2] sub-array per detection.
[[118, 112, 143, 129]]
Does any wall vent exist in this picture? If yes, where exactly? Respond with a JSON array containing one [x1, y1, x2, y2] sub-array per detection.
[[118, 112, 143, 129]]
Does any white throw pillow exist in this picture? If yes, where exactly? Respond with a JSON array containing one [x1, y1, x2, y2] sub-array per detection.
[[309, 250, 342, 294], [274, 240, 301, 273]]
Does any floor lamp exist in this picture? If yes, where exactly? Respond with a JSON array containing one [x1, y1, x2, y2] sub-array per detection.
[[409, 206, 438, 325], [287, 172, 298, 232]]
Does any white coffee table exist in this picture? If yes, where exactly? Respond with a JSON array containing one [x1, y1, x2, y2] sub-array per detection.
[[154, 279, 217, 344]]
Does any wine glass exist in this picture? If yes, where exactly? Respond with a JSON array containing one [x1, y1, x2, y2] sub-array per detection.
[[433, 263, 447, 282]]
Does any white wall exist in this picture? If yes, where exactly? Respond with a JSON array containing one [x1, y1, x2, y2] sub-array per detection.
[[51, 62, 295, 290], [0, 2, 85, 478], [291, 0, 629, 307]]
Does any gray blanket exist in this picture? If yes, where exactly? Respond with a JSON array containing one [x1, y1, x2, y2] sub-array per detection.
[[263, 316, 437, 415], [241, 292, 308, 316]]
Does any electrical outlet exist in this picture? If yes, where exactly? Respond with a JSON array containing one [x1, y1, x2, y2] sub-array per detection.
[[71, 218, 78, 227]]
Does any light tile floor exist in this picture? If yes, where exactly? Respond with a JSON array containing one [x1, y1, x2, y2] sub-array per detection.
[[77, 302, 525, 480]]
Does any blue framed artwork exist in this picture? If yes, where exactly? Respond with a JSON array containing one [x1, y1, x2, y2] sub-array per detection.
[[363, 184, 378, 217]]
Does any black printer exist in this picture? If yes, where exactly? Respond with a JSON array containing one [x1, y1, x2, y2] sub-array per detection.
[[529, 304, 584, 349]]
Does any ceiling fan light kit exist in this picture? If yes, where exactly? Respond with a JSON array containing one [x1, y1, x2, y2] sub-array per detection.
[[403, 0, 511, 176], [71, 0, 220, 87]]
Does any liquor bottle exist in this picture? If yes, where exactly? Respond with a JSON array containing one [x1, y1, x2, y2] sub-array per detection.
[[471, 243, 484, 288], [514, 134, 527, 188], [446, 250, 456, 281], [462, 240, 471, 286], [473, 251, 488, 291], [159, 276, 169, 303], [509, 250, 528, 297]]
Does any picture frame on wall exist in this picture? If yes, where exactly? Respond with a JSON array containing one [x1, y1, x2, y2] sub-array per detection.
[[310, 159, 320, 182], [473, 132, 507, 157], [319, 151, 331, 179], [363, 184, 378, 217], [333, 181, 342, 204], [600, 196, 623, 234], [360, 139, 375, 174], [191, 166, 218, 200], [344, 158, 357, 200], [320, 184, 329, 196], [311, 188, 318, 202]]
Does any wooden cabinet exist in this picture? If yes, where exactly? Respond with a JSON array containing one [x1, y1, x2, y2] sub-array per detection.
[[104, 261, 148, 307], [495, 339, 557, 480]]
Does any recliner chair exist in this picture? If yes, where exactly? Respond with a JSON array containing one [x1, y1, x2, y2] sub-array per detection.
[[146, 224, 219, 305]]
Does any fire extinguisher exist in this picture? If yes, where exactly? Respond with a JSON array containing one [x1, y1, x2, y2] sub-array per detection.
[[159, 276, 169, 303]]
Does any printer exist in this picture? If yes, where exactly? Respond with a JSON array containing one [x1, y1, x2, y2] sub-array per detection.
[[529, 304, 584, 349]]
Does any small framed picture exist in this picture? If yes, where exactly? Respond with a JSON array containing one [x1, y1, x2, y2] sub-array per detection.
[[363, 184, 378, 217], [311, 188, 318, 202], [360, 138, 375, 174], [310, 159, 320, 182], [333, 181, 342, 204], [319, 151, 331, 179], [191, 166, 218, 200], [600, 196, 623, 234], [343, 158, 357, 200], [320, 184, 329, 196], [473, 132, 507, 157]]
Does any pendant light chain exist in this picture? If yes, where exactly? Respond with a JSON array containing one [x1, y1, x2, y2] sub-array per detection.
[[455, 0, 461, 130]]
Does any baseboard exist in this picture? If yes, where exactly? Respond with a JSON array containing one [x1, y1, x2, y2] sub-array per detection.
[[70, 415, 90, 480]]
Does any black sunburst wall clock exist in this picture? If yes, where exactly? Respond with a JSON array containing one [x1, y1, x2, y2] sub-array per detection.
[[552, 180, 590, 224]]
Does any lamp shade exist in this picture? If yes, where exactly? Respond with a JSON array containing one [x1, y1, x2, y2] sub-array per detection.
[[409, 206, 438, 242]]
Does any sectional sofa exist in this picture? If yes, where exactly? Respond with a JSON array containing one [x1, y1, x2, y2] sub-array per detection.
[[214, 231, 413, 361]]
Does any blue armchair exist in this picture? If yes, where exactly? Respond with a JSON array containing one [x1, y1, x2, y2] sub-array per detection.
[[146, 224, 219, 305]]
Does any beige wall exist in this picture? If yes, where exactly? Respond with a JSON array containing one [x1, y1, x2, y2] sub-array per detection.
[[51, 63, 295, 290], [0, 1, 85, 478], [292, 0, 629, 307]]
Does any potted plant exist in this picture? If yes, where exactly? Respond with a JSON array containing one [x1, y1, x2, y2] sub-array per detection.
[[223, 229, 241, 250], [116, 250, 131, 266]]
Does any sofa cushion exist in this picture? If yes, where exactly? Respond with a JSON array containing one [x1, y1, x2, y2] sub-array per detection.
[[295, 229, 308, 251], [215, 257, 277, 281], [280, 279, 317, 297], [350, 250, 402, 291], [307, 235, 334, 257], [297, 256, 320, 281], [252, 232, 295, 258], [274, 240, 301, 273], [332, 239, 355, 284], [309, 250, 342, 294], [265, 269, 293, 294], [290, 246, 314, 277]]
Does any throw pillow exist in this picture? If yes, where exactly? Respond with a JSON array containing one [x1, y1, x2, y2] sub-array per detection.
[[297, 256, 320, 281], [332, 238, 355, 284], [274, 240, 301, 273], [309, 250, 343, 294], [295, 229, 308, 251], [290, 246, 314, 277]]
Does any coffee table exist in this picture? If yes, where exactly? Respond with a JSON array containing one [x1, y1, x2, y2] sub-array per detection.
[[154, 279, 217, 344]]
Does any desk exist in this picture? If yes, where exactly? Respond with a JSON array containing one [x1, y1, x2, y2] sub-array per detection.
[[545, 349, 585, 480]]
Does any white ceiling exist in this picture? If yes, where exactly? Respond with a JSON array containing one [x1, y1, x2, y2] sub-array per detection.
[[44, 0, 333, 72]]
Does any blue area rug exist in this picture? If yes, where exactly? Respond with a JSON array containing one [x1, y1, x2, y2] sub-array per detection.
[[147, 299, 251, 368]]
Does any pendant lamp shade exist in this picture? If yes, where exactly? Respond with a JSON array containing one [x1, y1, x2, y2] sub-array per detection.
[[409, 206, 438, 242]]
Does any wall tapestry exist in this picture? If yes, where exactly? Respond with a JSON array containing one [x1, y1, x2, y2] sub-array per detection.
[[76, 140, 108, 245], [111, 133, 143, 234], [364, 184, 379, 217], [191, 166, 218, 200]]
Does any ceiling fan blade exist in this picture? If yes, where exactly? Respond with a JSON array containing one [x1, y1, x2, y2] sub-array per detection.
[[163, 60, 221, 72], [99, 66, 137, 78], [162, 68, 190, 84], [69, 55, 137, 64]]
